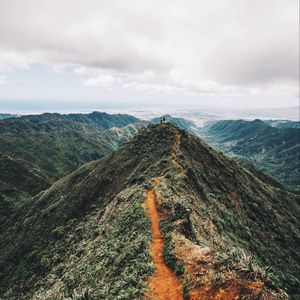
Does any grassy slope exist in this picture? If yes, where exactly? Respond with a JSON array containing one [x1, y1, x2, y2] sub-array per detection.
[[0, 124, 299, 299], [0, 124, 174, 300], [200, 119, 300, 191], [178, 130, 299, 297], [0, 115, 145, 218]]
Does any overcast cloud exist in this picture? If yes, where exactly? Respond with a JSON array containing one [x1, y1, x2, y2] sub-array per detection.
[[0, 0, 298, 107]]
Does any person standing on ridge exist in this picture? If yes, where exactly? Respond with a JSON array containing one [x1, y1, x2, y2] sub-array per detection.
[[160, 117, 166, 125]]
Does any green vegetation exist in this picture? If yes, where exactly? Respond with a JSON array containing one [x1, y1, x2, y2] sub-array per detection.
[[0, 122, 299, 299], [0, 112, 145, 220], [0, 124, 174, 299], [182, 280, 190, 300], [0, 113, 16, 120], [200, 119, 300, 190], [264, 120, 300, 129]]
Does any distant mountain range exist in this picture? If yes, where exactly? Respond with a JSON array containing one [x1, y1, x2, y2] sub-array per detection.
[[0, 112, 299, 299], [151, 114, 198, 133], [15, 111, 139, 130], [199, 119, 300, 191], [2, 112, 298, 195], [0, 113, 17, 120], [0, 112, 146, 224], [149, 116, 300, 191], [264, 120, 300, 129], [0, 123, 298, 299]]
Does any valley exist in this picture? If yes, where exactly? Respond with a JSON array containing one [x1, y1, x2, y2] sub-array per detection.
[[199, 119, 300, 191], [0, 112, 146, 224]]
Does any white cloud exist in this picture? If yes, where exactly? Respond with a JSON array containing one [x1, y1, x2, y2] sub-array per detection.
[[0, 0, 298, 103], [124, 82, 186, 95], [0, 51, 32, 71], [0, 75, 7, 85], [83, 74, 118, 88]]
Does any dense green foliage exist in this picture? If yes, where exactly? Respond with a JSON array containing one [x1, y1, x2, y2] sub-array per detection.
[[179, 130, 299, 296], [0, 123, 299, 299], [0, 113, 144, 218], [200, 119, 300, 190], [0, 124, 175, 299]]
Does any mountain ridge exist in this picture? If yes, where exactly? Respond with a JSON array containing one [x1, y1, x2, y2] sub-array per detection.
[[0, 123, 299, 299], [13, 111, 139, 130], [200, 119, 300, 190], [0, 113, 146, 225]]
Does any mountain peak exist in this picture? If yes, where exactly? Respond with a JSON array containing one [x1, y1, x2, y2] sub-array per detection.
[[0, 122, 298, 299]]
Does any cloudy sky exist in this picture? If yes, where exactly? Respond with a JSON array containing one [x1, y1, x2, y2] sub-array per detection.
[[0, 0, 299, 112]]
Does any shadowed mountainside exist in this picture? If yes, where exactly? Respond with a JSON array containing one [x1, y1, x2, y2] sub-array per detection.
[[0, 113, 145, 223], [200, 119, 300, 191]]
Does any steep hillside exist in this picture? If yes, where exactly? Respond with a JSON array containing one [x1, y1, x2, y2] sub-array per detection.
[[0, 120, 111, 175], [0, 113, 143, 187], [200, 119, 300, 190], [0, 123, 299, 300], [0, 115, 145, 219], [0, 152, 50, 224]]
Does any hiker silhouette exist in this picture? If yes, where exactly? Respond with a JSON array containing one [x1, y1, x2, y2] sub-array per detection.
[[160, 117, 166, 124]]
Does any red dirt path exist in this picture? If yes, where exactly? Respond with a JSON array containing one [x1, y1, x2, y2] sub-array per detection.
[[144, 187, 183, 300], [144, 132, 185, 299], [172, 132, 185, 175]]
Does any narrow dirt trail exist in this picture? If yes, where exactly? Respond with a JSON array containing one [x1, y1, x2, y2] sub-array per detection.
[[172, 132, 185, 176], [144, 131, 186, 299], [145, 184, 183, 300]]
